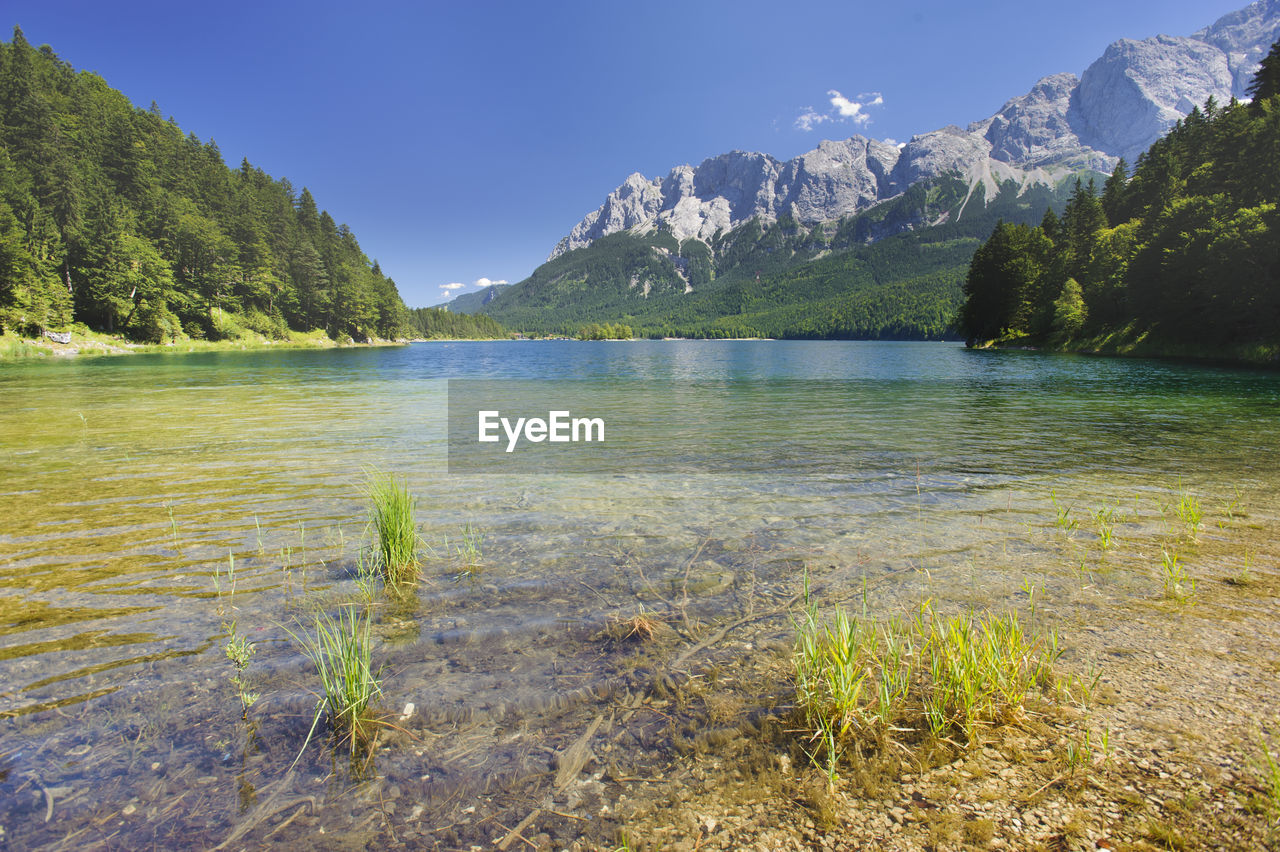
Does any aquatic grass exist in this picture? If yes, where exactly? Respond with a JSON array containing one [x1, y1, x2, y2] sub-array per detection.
[[1219, 486, 1247, 527], [793, 592, 1063, 778], [450, 521, 484, 579], [215, 552, 258, 718], [1160, 549, 1194, 603], [1255, 734, 1280, 826], [922, 608, 1056, 742], [365, 470, 420, 586], [1064, 732, 1089, 777], [1050, 490, 1078, 532], [166, 503, 180, 551], [1091, 503, 1118, 550], [1226, 551, 1255, 587], [1174, 481, 1202, 540], [354, 552, 379, 603], [288, 605, 383, 754]]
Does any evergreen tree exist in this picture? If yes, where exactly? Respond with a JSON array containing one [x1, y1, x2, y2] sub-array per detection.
[[1101, 159, 1129, 226], [1247, 38, 1280, 105]]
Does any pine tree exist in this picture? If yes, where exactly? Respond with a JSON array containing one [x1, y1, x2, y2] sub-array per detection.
[[1101, 159, 1129, 226], [1247, 38, 1280, 105]]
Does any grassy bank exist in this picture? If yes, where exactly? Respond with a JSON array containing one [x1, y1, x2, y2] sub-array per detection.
[[0, 328, 407, 361]]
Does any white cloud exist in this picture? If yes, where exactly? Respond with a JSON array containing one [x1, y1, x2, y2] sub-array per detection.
[[439, 277, 510, 299], [794, 108, 829, 132], [796, 89, 884, 131], [827, 90, 883, 125]]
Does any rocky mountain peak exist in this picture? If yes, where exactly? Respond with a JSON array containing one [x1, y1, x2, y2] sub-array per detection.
[[547, 1, 1279, 261]]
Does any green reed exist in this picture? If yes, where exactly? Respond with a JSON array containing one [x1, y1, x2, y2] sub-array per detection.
[[1174, 480, 1202, 539], [451, 521, 484, 579], [1160, 549, 1194, 603], [365, 470, 420, 586], [794, 593, 1062, 779], [1050, 490, 1078, 532], [289, 605, 383, 754]]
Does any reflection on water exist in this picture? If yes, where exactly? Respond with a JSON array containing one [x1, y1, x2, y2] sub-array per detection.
[[1, 341, 1278, 848]]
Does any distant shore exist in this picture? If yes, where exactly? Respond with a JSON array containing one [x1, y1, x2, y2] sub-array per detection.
[[0, 329, 408, 361]]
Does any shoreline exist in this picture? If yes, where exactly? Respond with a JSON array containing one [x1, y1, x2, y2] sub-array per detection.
[[971, 331, 1280, 370], [0, 330, 410, 361]]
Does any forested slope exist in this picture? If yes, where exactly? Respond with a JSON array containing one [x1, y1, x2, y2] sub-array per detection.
[[482, 175, 1082, 339], [0, 27, 409, 344], [958, 40, 1280, 357]]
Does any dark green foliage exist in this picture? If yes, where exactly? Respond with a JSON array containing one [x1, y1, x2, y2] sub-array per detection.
[[1101, 159, 1129, 227], [1247, 39, 1280, 105], [958, 221, 1051, 343], [405, 306, 509, 339], [0, 29, 409, 340], [482, 174, 1078, 339], [957, 42, 1280, 350]]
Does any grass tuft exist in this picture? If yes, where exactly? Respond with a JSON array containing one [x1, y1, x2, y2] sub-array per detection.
[[1091, 502, 1118, 550], [1050, 490, 1078, 532], [365, 470, 420, 586], [1175, 481, 1202, 540], [610, 605, 664, 642], [289, 606, 383, 754], [1160, 549, 1194, 603], [794, 591, 1062, 780], [451, 521, 484, 579], [1254, 733, 1280, 827]]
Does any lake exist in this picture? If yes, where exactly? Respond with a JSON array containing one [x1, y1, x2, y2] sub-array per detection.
[[1, 340, 1277, 849]]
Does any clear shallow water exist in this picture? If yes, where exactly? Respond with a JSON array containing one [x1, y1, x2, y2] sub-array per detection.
[[1, 340, 1278, 848]]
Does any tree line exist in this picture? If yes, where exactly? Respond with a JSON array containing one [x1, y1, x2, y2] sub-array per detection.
[[0, 27, 409, 343], [405, 307, 509, 339], [958, 39, 1280, 350]]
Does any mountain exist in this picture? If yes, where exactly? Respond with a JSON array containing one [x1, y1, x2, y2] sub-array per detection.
[[958, 39, 1280, 359], [482, 174, 1079, 339], [550, 1, 1279, 259], [443, 283, 509, 314]]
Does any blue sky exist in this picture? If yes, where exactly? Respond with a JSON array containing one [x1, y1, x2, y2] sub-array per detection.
[[5, 0, 1250, 306]]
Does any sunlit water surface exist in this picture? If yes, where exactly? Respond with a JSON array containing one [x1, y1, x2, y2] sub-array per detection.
[[1, 341, 1278, 848]]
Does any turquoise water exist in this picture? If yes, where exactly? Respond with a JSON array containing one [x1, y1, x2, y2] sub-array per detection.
[[0, 340, 1277, 848]]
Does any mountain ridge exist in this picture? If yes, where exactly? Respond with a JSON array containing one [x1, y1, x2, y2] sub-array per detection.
[[546, 0, 1279, 261]]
